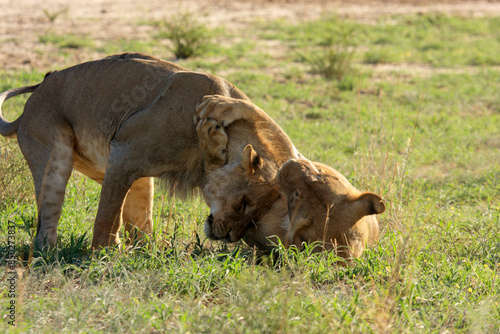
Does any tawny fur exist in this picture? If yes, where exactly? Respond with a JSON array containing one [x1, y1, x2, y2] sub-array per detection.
[[195, 100, 385, 260], [0, 53, 259, 249], [1, 53, 384, 255], [194, 95, 302, 242]]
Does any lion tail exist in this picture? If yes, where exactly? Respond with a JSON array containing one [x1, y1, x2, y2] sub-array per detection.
[[0, 84, 40, 139]]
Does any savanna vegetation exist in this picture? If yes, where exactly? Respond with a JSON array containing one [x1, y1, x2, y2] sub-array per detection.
[[1, 8, 499, 333]]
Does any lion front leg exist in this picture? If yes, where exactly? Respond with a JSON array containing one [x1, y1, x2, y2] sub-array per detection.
[[92, 165, 137, 249], [196, 117, 228, 173], [195, 95, 266, 127]]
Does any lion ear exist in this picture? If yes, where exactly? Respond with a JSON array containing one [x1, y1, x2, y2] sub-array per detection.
[[241, 145, 264, 176], [351, 192, 386, 217]]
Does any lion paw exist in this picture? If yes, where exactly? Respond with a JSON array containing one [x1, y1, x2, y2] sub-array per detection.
[[195, 95, 253, 127], [196, 118, 229, 171]]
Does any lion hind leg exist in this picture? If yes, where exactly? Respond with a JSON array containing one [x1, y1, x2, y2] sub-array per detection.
[[22, 138, 74, 248], [123, 177, 154, 243], [196, 118, 228, 173]]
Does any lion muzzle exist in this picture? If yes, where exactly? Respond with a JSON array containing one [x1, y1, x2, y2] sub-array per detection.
[[205, 214, 233, 241]]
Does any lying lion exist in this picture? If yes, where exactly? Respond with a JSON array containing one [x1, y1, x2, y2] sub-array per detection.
[[0, 53, 301, 249], [195, 96, 385, 259], [264, 160, 383, 259]]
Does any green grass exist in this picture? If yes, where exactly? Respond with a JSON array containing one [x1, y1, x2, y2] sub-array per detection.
[[1, 10, 500, 333], [38, 32, 95, 50], [258, 13, 500, 67]]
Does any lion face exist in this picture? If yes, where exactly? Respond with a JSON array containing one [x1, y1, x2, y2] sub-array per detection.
[[277, 159, 385, 257], [202, 145, 282, 243]]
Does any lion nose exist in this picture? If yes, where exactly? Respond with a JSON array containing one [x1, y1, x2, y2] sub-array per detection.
[[207, 214, 214, 225]]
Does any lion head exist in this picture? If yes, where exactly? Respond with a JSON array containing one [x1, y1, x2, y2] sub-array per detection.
[[202, 148, 385, 260], [274, 159, 386, 258], [202, 145, 284, 242]]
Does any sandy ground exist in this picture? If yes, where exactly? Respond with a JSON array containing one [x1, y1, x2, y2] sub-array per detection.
[[1, 0, 500, 71]]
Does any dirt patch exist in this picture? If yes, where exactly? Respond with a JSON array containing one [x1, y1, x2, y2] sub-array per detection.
[[1, 0, 500, 71]]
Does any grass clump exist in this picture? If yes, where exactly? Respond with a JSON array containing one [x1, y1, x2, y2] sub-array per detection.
[[158, 12, 212, 59], [293, 17, 359, 89], [42, 7, 68, 23], [304, 46, 355, 82]]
